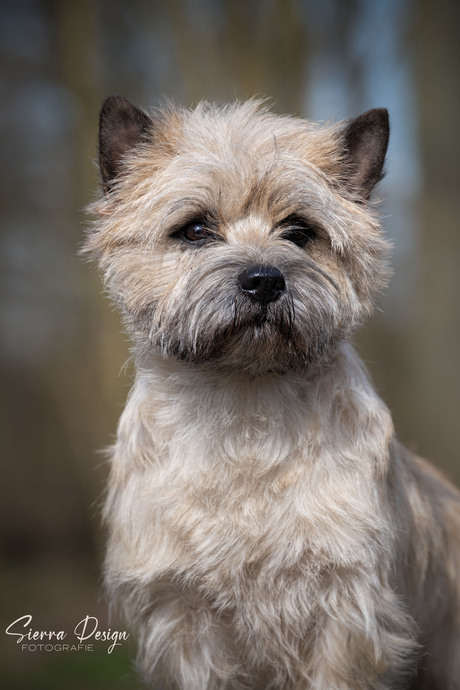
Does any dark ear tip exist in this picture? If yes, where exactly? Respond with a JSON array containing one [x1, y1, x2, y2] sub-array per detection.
[[367, 107, 389, 131], [100, 95, 138, 121], [342, 108, 390, 199], [101, 95, 124, 109], [365, 107, 389, 121], [349, 108, 390, 135], [361, 109, 389, 147], [98, 96, 152, 190]]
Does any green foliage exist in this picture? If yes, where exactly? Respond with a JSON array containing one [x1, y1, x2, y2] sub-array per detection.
[[0, 645, 142, 690]]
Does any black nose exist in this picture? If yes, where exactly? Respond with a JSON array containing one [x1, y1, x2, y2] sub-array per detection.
[[238, 265, 286, 305]]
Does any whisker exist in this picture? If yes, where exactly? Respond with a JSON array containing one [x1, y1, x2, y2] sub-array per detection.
[[303, 258, 340, 293]]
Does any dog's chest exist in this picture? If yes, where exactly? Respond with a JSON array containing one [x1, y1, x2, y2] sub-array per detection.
[[113, 359, 391, 606], [158, 454, 324, 627], [150, 417, 378, 587]]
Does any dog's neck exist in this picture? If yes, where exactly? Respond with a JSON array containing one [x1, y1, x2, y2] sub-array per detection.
[[108, 339, 396, 579], [122, 341, 394, 480]]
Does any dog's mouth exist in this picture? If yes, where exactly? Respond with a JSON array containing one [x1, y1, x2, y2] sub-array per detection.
[[181, 293, 311, 373], [230, 291, 295, 338], [142, 266, 343, 373], [144, 292, 298, 369]]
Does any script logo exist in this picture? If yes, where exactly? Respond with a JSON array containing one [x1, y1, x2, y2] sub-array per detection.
[[5, 614, 130, 654]]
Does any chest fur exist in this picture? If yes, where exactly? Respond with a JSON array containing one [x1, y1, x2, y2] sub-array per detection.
[[107, 355, 393, 589]]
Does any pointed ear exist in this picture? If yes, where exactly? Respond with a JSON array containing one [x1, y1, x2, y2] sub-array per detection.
[[341, 108, 389, 199], [98, 95, 152, 192]]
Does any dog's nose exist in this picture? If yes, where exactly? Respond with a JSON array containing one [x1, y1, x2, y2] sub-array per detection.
[[238, 265, 286, 304]]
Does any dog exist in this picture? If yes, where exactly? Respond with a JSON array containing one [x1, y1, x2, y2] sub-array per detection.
[[85, 96, 460, 689]]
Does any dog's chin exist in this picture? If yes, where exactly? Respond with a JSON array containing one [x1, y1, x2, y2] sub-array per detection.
[[149, 314, 337, 376], [138, 291, 345, 375]]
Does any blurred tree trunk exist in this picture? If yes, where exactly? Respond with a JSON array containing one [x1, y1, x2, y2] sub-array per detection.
[[54, 0, 102, 207], [411, 0, 460, 479], [165, 0, 308, 114], [55, 0, 128, 442]]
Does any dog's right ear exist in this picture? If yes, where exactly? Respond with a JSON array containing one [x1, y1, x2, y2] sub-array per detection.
[[98, 96, 152, 193], [341, 108, 389, 200]]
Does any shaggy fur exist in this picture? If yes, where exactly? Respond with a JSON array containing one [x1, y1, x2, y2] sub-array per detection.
[[85, 97, 460, 689]]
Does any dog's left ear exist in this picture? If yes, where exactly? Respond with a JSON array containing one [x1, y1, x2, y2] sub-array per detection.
[[341, 108, 389, 199], [98, 95, 152, 193]]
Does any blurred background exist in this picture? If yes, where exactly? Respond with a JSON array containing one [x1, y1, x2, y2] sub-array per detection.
[[1, 0, 459, 687]]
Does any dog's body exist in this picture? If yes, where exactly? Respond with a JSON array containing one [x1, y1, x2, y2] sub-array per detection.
[[86, 98, 460, 689]]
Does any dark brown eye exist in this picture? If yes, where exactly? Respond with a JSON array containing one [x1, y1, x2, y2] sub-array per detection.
[[180, 222, 218, 244], [279, 217, 317, 247]]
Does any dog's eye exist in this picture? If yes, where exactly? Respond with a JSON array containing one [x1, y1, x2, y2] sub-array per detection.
[[279, 218, 317, 247], [180, 223, 218, 244]]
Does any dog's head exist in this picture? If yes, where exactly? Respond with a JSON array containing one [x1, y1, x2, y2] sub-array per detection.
[[86, 97, 389, 374]]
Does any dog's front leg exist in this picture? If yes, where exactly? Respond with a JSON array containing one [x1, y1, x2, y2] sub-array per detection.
[[304, 578, 416, 690], [126, 580, 244, 690]]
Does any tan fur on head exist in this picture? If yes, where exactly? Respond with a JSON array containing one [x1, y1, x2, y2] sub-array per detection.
[[86, 99, 389, 375], [86, 97, 460, 689]]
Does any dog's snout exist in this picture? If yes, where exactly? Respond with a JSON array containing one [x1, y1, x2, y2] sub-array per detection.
[[238, 265, 286, 305]]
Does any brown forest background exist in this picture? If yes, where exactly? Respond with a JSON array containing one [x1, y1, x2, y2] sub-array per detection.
[[1, 1, 459, 688]]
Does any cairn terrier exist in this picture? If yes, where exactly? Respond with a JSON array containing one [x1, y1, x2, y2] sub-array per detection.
[[85, 96, 460, 689]]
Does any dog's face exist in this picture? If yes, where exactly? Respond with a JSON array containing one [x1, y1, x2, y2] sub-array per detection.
[[87, 98, 389, 374]]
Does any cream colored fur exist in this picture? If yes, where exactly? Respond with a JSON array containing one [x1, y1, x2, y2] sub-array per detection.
[[86, 99, 460, 689]]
